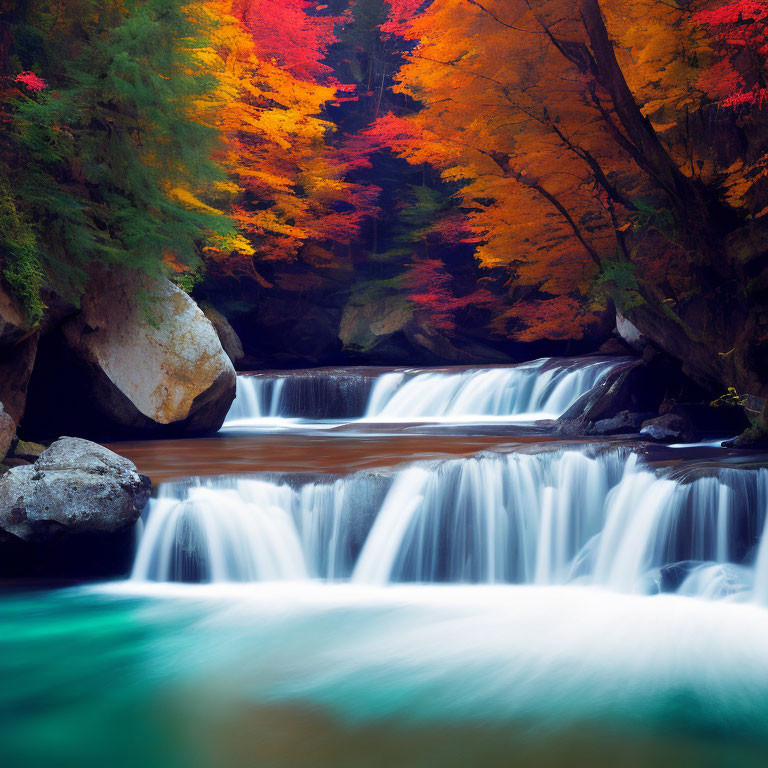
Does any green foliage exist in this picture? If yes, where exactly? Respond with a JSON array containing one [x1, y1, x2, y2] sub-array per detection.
[[629, 198, 678, 243], [4, 0, 237, 311], [595, 257, 645, 311], [169, 269, 201, 295], [0, 175, 45, 323]]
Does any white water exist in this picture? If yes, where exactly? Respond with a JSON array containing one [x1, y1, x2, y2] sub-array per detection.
[[223, 357, 621, 428], [363, 359, 618, 421], [132, 446, 768, 602]]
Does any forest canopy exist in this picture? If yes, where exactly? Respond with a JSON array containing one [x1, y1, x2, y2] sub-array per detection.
[[2, 0, 768, 364]]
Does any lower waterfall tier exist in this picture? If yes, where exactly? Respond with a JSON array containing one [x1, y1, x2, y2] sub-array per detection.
[[131, 445, 768, 602]]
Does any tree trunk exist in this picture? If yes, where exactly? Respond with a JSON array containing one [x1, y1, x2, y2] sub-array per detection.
[[579, 0, 736, 274]]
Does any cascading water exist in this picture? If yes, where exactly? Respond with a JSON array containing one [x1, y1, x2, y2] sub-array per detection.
[[222, 357, 623, 427], [362, 358, 620, 421], [132, 446, 768, 602]]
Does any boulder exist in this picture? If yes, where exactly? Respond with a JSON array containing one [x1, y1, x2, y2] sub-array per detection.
[[590, 410, 650, 436], [0, 437, 150, 546], [199, 301, 244, 366], [23, 267, 236, 440], [640, 413, 695, 443]]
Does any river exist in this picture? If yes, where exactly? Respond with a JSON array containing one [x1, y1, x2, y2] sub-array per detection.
[[3, 357, 768, 767]]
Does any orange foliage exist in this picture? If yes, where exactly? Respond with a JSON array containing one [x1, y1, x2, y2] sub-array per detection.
[[371, 0, 759, 339], [190, 0, 379, 275]]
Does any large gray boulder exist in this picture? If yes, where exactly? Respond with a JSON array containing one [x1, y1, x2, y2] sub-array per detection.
[[0, 437, 150, 545], [23, 267, 236, 440]]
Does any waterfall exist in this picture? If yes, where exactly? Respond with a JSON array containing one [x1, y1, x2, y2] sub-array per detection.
[[223, 358, 622, 426], [224, 370, 374, 424], [362, 359, 620, 421], [132, 447, 768, 602]]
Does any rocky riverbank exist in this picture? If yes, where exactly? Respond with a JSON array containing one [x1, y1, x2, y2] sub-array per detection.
[[0, 266, 239, 452]]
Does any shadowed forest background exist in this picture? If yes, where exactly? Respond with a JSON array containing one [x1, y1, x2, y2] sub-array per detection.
[[3, 0, 768, 429]]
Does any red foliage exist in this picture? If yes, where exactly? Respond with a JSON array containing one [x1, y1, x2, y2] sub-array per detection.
[[404, 257, 497, 331], [381, 0, 426, 37], [232, 0, 341, 80], [506, 296, 599, 342], [15, 71, 47, 91], [695, 1, 768, 106]]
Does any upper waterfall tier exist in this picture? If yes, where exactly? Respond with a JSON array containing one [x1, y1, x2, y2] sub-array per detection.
[[132, 446, 768, 602], [362, 358, 617, 421], [223, 358, 623, 427]]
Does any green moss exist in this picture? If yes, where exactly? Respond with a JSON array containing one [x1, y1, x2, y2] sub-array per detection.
[[4, 0, 238, 313], [595, 258, 645, 312], [0, 177, 44, 324]]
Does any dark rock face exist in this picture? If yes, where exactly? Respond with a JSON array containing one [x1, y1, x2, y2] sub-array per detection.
[[0, 285, 29, 349], [0, 285, 39, 461], [615, 282, 768, 432], [235, 294, 345, 368], [0, 437, 150, 577], [556, 355, 724, 437], [640, 413, 695, 443], [0, 404, 14, 462], [199, 300, 244, 366], [22, 267, 236, 441], [597, 337, 635, 356], [556, 360, 657, 435], [0, 331, 38, 426]]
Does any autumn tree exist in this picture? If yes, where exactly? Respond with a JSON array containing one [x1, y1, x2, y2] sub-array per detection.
[[376, 0, 768, 393], [1, 0, 245, 318]]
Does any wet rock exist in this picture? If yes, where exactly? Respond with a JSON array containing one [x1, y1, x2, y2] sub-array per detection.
[[590, 410, 651, 435], [23, 266, 236, 440], [557, 360, 645, 435], [723, 426, 768, 449], [557, 354, 710, 437], [640, 413, 696, 443], [0, 437, 150, 547], [199, 300, 244, 366]]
